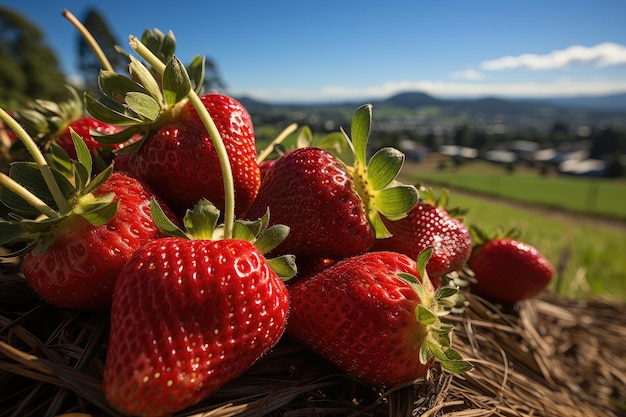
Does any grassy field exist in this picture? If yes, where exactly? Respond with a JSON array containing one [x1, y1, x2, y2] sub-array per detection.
[[403, 158, 626, 221], [399, 157, 626, 301]]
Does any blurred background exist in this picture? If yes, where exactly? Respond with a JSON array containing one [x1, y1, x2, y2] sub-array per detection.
[[1, 0, 625, 300]]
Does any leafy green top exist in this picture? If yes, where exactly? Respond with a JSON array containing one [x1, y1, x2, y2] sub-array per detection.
[[150, 198, 297, 280], [397, 248, 473, 374], [0, 109, 117, 256]]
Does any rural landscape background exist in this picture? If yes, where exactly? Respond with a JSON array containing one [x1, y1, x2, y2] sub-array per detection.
[[1, 5, 625, 300]]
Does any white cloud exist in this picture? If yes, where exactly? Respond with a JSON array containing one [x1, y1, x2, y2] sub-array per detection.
[[480, 42, 626, 71], [451, 69, 485, 81]]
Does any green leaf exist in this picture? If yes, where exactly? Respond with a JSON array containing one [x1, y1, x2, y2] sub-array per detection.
[[150, 198, 188, 238], [78, 200, 119, 226], [266, 254, 297, 280], [90, 125, 140, 145], [296, 125, 313, 149], [98, 70, 149, 103], [350, 104, 373, 167], [2, 163, 75, 215], [128, 56, 163, 103], [183, 199, 220, 240], [417, 247, 433, 279], [83, 164, 114, 196], [416, 305, 437, 325], [440, 357, 473, 374], [374, 185, 418, 218], [367, 147, 404, 190], [186, 55, 206, 95], [419, 343, 432, 365], [84, 93, 143, 126], [369, 210, 392, 239], [71, 129, 93, 179], [254, 224, 289, 254], [163, 56, 191, 107], [435, 286, 458, 301], [125, 92, 161, 122], [232, 220, 257, 242], [396, 272, 420, 285], [0, 221, 25, 245]]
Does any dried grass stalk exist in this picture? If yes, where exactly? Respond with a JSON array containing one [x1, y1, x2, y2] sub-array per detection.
[[1, 268, 625, 417]]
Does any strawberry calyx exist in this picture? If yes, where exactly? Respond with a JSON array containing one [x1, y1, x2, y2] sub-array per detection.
[[83, 29, 206, 153], [417, 186, 468, 219], [469, 224, 522, 248], [0, 109, 117, 256], [340, 104, 419, 238], [396, 248, 473, 374], [149, 198, 297, 280]]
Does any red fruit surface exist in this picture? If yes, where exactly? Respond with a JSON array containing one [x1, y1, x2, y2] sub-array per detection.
[[245, 147, 374, 259], [372, 203, 472, 278], [287, 251, 435, 386], [104, 238, 290, 417], [468, 238, 555, 303], [128, 94, 260, 217], [56, 117, 122, 159], [21, 172, 175, 309]]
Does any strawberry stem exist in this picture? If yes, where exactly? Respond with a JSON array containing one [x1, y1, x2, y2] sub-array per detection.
[[0, 109, 70, 214], [129, 36, 236, 239], [62, 9, 114, 72], [256, 122, 298, 163], [0, 173, 58, 219]]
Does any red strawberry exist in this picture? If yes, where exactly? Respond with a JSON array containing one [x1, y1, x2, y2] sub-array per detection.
[[21, 172, 176, 309], [468, 234, 555, 304], [287, 250, 471, 386], [372, 188, 472, 280], [85, 35, 260, 217], [103, 200, 293, 416], [12, 88, 123, 171], [245, 105, 418, 259], [127, 94, 260, 217], [0, 109, 177, 309]]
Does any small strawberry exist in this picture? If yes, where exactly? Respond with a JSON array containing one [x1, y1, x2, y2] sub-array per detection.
[[103, 199, 295, 417], [0, 109, 176, 309], [245, 104, 418, 259], [287, 249, 471, 386], [85, 31, 260, 217], [12, 87, 123, 171], [372, 187, 472, 280], [467, 228, 555, 304]]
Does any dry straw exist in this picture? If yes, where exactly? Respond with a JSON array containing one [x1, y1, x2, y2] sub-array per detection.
[[1, 264, 624, 417]]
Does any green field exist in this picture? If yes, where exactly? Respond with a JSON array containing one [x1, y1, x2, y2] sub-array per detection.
[[399, 159, 626, 301], [403, 159, 626, 221]]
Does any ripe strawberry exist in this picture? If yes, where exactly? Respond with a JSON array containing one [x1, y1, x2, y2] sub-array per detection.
[[0, 110, 177, 309], [245, 105, 418, 259], [287, 250, 471, 386], [372, 187, 472, 280], [21, 172, 176, 309], [103, 199, 294, 416], [85, 33, 260, 217], [468, 233, 555, 304], [12, 88, 123, 170]]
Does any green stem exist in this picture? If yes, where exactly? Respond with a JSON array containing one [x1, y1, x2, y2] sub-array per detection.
[[0, 173, 59, 219], [62, 9, 114, 72], [129, 36, 235, 239], [256, 122, 298, 163], [0, 109, 70, 214]]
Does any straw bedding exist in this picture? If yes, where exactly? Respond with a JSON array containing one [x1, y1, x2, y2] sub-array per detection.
[[1, 263, 624, 417]]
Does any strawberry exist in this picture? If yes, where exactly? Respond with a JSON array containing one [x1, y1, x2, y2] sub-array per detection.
[[12, 87, 123, 171], [245, 105, 418, 259], [0, 110, 176, 309], [287, 249, 471, 386], [103, 199, 294, 417], [84, 31, 259, 217], [372, 187, 472, 280], [467, 230, 555, 303]]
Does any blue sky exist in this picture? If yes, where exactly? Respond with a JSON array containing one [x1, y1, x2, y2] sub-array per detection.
[[4, 0, 626, 103]]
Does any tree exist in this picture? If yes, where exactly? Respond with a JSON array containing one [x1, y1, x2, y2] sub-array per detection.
[[77, 8, 126, 94], [0, 7, 68, 108]]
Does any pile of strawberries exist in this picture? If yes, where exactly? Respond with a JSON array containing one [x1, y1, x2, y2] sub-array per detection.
[[0, 28, 555, 417]]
